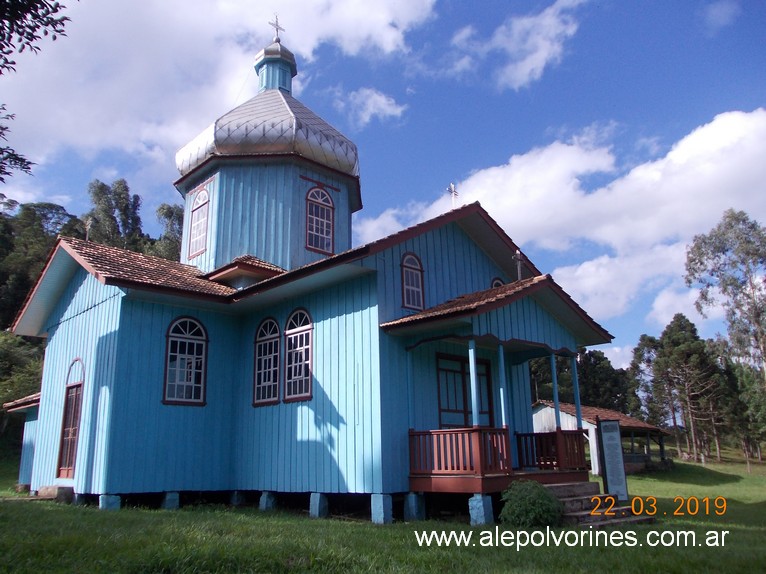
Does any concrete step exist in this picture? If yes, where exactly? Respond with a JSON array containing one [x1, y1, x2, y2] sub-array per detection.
[[563, 505, 635, 526], [577, 514, 656, 529], [559, 494, 609, 513], [545, 481, 600, 499]]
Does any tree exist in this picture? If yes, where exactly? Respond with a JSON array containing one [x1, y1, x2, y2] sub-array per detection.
[[0, 200, 81, 328], [145, 203, 183, 261], [83, 179, 147, 251], [1, 1, 72, 181], [0, 331, 43, 433], [685, 209, 766, 384], [577, 349, 639, 415]]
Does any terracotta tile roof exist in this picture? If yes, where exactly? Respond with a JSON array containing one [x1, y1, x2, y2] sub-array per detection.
[[61, 237, 236, 298], [229, 255, 285, 273], [536, 400, 668, 434], [3, 392, 41, 412], [381, 275, 550, 329]]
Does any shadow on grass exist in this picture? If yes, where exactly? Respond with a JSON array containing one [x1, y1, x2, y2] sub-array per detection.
[[647, 462, 742, 486]]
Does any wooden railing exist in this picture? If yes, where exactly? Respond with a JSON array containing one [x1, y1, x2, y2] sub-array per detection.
[[516, 429, 587, 471], [409, 427, 512, 477]]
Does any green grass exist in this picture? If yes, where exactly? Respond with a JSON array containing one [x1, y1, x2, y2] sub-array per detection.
[[0, 453, 764, 573]]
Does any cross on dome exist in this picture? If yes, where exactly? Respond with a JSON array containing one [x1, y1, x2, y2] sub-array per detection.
[[269, 15, 285, 42]]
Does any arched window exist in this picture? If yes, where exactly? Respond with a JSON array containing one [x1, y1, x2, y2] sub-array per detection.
[[254, 318, 280, 405], [284, 309, 313, 401], [188, 188, 209, 259], [491, 277, 504, 288], [57, 359, 84, 479], [164, 318, 207, 405], [306, 188, 334, 254], [401, 253, 424, 310]]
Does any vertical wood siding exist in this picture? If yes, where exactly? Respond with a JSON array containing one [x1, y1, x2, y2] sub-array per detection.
[[234, 275, 381, 494], [103, 300, 240, 494], [30, 269, 123, 494], [180, 162, 354, 274], [18, 407, 38, 485], [361, 222, 510, 325]]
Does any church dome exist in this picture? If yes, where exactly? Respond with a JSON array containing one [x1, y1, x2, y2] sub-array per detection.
[[175, 38, 359, 179]]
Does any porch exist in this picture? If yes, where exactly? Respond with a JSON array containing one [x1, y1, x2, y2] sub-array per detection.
[[408, 426, 588, 494]]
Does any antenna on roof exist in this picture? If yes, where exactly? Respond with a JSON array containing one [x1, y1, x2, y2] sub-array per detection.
[[269, 14, 285, 42], [446, 182, 458, 209]]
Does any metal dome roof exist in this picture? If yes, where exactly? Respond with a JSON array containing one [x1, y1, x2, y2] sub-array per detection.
[[175, 89, 359, 178]]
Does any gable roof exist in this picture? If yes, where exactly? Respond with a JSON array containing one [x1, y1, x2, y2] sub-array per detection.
[[534, 400, 668, 434], [380, 274, 613, 347], [13, 203, 602, 343], [12, 237, 236, 336]]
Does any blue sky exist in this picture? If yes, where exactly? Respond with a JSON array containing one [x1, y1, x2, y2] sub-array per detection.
[[2, 0, 765, 367]]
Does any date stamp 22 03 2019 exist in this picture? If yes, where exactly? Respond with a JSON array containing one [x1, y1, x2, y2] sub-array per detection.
[[590, 495, 727, 517]]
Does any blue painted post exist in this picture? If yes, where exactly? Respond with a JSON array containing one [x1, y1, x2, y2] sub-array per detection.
[[404, 493, 426, 521], [497, 345, 508, 428], [230, 491, 245, 507], [162, 492, 180, 510], [371, 494, 393, 524], [310, 492, 329, 518], [468, 493, 493, 525], [406, 350, 415, 429], [550, 354, 561, 429], [468, 339, 479, 426], [571, 355, 583, 430], [99, 494, 121, 510], [259, 491, 277, 511]]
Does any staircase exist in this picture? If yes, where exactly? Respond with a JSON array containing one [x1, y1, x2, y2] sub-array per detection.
[[545, 482, 654, 528]]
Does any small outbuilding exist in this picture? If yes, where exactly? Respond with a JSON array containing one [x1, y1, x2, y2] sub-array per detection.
[[532, 400, 668, 475]]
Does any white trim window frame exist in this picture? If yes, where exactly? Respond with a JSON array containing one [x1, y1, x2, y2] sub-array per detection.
[[164, 318, 207, 405], [188, 188, 209, 259], [284, 309, 313, 401], [254, 318, 280, 405], [401, 253, 425, 310], [306, 188, 334, 254]]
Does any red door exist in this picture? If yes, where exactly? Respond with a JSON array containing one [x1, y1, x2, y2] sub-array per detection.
[[57, 383, 82, 479]]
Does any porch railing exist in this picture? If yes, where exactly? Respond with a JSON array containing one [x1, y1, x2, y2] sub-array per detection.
[[516, 429, 587, 471], [409, 427, 512, 477]]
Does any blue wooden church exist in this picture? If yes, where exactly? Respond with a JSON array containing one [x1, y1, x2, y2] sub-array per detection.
[[6, 32, 612, 524]]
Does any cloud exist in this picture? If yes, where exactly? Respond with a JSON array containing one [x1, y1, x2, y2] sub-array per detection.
[[490, 0, 585, 90], [0, 0, 436, 167], [701, 1, 742, 35], [336, 88, 408, 129], [353, 108, 766, 327]]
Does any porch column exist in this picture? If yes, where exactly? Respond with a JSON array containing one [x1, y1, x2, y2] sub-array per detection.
[[468, 339, 480, 426], [497, 345, 509, 428], [550, 354, 561, 429], [570, 355, 583, 429]]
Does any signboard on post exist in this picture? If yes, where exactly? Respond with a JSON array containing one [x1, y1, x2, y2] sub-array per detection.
[[597, 418, 628, 501]]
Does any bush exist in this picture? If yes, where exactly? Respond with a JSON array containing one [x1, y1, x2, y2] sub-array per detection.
[[499, 480, 563, 528]]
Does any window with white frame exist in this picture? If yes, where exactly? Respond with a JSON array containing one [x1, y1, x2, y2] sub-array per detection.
[[491, 277, 504, 288], [306, 188, 334, 254], [284, 309, 312, 401], [401, 253, 424, 310], [188, 189, 209, 258], [254, 318, 280, 405], [164, 318, 207, 405]]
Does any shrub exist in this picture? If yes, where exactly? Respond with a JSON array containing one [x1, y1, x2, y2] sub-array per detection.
[[499, 480, 563, 528]]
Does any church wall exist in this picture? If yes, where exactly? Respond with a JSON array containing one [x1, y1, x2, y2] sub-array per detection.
[[104, 300, 240, 494], [470, 298, 577, 352], [30, 268, 123, 495], [361, 222, 511, 325], [181, 160, 354, 274], [233, 274, 381, 494]]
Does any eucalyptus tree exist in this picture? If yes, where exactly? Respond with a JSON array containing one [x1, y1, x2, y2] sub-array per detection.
[[685, 209, 766, 385]]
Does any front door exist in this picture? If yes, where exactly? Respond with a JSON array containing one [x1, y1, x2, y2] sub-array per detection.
[[437, 354, 493, 428]]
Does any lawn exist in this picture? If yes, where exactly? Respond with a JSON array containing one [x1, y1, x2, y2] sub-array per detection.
[[1, 449, 764, 573]]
